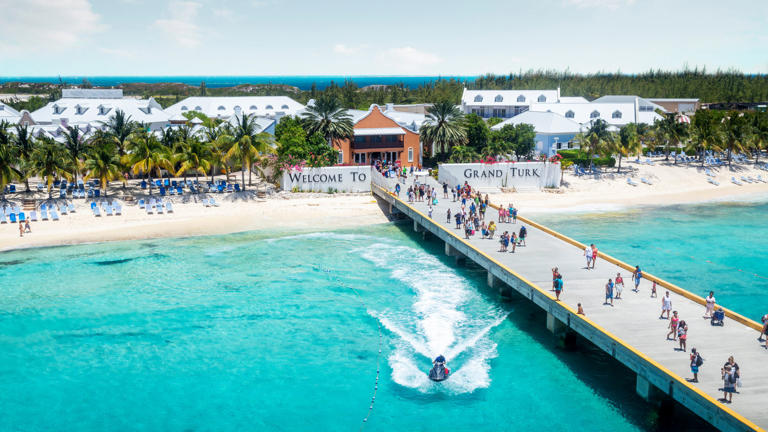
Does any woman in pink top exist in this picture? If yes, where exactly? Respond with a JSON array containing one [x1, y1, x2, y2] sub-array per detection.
[[590, 244, 598, 269]]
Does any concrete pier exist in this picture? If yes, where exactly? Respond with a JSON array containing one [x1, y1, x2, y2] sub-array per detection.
[[372, 179, 765, 432]]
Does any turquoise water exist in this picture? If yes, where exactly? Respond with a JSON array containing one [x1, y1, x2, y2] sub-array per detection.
[[0, 225, 708, 431], [0, 76, 476, 90], [534, 200, 768, 321]]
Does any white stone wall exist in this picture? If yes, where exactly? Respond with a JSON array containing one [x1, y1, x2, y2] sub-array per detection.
[[438, 162, 561, 190], [281, 166, 372, 193]]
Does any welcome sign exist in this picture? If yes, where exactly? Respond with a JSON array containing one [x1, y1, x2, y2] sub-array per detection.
[[281, 166, 372, 192], [438, 162, 561, 190]]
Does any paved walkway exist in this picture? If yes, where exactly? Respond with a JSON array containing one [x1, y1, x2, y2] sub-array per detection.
[[378, 175, 767, 430]]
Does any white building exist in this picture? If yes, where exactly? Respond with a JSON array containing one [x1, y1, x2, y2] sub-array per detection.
[[529, 95, 664, 128], [491, 111, 583, 156], [165, 96, 305, 122], [461, 88, 560, 118], [31, 89, 170, 131], [0, 101, 22, 124]]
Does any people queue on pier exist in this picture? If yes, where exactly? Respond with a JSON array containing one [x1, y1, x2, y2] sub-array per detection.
[[396, 178, 753, 405]]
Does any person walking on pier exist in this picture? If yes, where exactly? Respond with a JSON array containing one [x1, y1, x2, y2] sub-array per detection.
[[394, 183, 401, 197], [689, 348, 703, 382], [721, 364, 737, 404], [615, 273, 624, 299], [604, 278, 614, 306], [554, 274, 563, 301], [704, 291, 716, 319], [660, 291, 672, 319], [518, 226, 527, 246], [510, 232, 518, 253], [590, 244, 598, 269], [667, 311, 679, 340], [632, 266, 643, 292], [677, 320, 688, 352], [584, 245, 593, 269], [443, 181, 448, 199]]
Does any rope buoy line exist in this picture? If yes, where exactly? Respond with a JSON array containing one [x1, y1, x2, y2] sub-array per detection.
[[318, 266, 382, 431], [650, 245, 768, 281]]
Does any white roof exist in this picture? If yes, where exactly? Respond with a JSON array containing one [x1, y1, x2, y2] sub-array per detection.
[[528, 102, 663, 127], [490, 111, 582, 134], [225, 114, 275, 133], [31, 97, 170, 129], [557, 96, 590, 104], [354, 127, 406, 136], [0, 102, 21, 124], [591, 95, 665, 112], [166, 96, 305, 120], [462, 88, 559, 106], [28, 123, 98, 143]]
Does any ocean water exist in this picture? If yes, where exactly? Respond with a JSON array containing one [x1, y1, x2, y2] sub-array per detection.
[[0, 224, 709, 431], [533, 200, 768, 321], [0, 76, 476, 90]]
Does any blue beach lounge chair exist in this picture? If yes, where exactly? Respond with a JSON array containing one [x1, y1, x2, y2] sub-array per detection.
[[166, 202, 173, 213], [29, 211, 37, 222], [9, 213, 16, 223], [19, 212, 25, 222], [50, 210, 60, 221]]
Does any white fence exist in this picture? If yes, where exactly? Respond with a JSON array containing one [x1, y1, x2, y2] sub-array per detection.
[[438, 162, 561, 191], [281, 166, 372, 193]]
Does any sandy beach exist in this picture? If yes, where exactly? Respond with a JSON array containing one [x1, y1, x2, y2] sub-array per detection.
[[490, 159, 768, 213], [0, 188, 389, 252], [3, 160, 768, 251]]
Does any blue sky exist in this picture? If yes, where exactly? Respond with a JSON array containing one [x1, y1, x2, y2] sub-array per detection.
[[0, 0, 766, 76]]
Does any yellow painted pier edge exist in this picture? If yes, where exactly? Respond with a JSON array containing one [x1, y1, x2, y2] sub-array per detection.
[[372, 184, 763, 432]]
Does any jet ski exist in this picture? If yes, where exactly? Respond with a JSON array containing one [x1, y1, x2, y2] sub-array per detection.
[[428, 355, 450, 382]]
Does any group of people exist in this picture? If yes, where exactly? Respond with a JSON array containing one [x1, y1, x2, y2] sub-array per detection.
[[17, 219, 31, 237]]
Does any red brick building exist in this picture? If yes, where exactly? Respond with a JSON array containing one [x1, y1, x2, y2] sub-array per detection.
[[334, 105, 421, 168]]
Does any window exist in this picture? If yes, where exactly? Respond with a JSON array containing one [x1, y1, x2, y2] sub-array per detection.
[[250, 105, 258, 110], [281, 104, 289, 109], [612, 110, 622, 119], [217, 106, 225, 111], [234, 105, 241, 111], [372, 136, 382, 143], [408, 147, 413, 162], [387, 135, 398, 143], [338, 150, 343, 164], [75, 105, 85, 115], [565, 110, 575, 118], [568, 142, 573, 149], [266, 105, 273, 110], [557, 143, 562, 150], [181, 106, 188, 111], [492, 108, 506, 118], [538, 94, 546, 102], [590, 110, 600, 118], [494, 94, 503, 102], [517, 95, 526, 102], [474, 95, 483, 102], [53, 105, 60, 114], [354, 153, 366, 164], [23, 121, 29, 127], [472, 108, 484, 116], [0, 105, 4, 111], [194, 106, 202, 111]]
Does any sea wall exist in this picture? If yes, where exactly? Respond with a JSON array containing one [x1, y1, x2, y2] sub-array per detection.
[[281, 166, 372, 193], [438, 162, 561, 190]]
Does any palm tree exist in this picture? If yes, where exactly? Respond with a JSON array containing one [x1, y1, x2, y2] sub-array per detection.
[[102, 109, 137, 156], [13, 123, 35, 193], [690, 109, 723, 166], [84, 142, 124, 197], [226, 114, 276, 189], [615, 123, 640, 173], [174, 138, 211, 183], [721, 112, 750, 167], [207, 134, 233, 184], [654, 111, 689, 163], [750, 111, 768, 164], [63, 126, 89, 185], [575, 119, 612, 166], [29, 137, 72, 198], [301, 95, 354, 151], [0, 121, 21, 200], [420, 100, 467, 156], [125, 128, 172, 195]]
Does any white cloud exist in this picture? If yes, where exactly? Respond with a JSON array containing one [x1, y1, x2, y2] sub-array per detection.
[[377, 46, 442, 66], [333, 44, 366, 55], [154, 1, 203, 48], [98, 47, 136, 58], [213, 8, 234, 20], [564, 0, 635, 9], [0, 0, 105, 53]]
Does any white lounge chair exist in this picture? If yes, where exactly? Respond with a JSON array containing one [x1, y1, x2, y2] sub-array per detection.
[[741, 176, 751, 184], [68, 203, 75, 213], [627, 178, 639, 186], [166, 202, 173, 213], [29, 211, 37, 221], [732, 177, 743, 186], [641, 177, 654, 185], [50, 210, 60, 221], [156, 201, 164, 214]]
